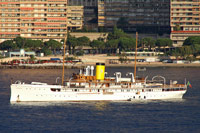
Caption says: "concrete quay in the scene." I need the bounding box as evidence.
[1,54,200,69]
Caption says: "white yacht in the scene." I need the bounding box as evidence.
[10,63,187,102]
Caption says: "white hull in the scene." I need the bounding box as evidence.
[10,83,187,102]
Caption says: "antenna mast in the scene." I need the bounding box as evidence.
[134,32,138,81]
[62,32,67,86]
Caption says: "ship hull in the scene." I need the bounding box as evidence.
[10,83,187,102]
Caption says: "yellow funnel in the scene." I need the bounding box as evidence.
[96,63,105,80]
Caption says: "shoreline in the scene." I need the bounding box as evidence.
[1,63,200,69]
[1,54,200,69]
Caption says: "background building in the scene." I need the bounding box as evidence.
[170,0,200,47]
[97,0,170,33]
[67,6,84,31]
[0,0,83,42]
[68,0,98,30]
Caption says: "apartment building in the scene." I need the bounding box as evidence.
[170,0,200,47]
[97,0,170,33]
[68,0,98,30]
[0,0,83,42]
[67,6,84,30]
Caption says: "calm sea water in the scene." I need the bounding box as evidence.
[0,67,200,132]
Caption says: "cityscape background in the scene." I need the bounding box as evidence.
[1,0,200,47]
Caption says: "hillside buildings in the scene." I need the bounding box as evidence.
[0,0,83,43]
[170,0,200,47]
[1,0,200,47]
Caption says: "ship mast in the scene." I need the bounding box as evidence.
[62,33,67,86]
[134,32,138,81]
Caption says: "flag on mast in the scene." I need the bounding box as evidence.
[187,81,192,88]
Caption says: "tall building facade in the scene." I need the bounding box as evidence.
[97,0,170,33]
[170,0,200,47]
[67,6,84,30]
[68,0,98,30]
[0,0,83,42]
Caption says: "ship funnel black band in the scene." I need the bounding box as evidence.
[96,63,105,65]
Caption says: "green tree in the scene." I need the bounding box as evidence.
[107,26,129,40]
[106,39,119,54]
[41,47,52,56]
[178,46,193,58]
[67,35,79,54]
[44,39,62,55]
[155,38,172,47]
[193,44,200,56]
[90,40,105,54]
[155,38,172,53]
[142,37,156,51]
[26,39,43,51]
[0,40,17,51]
[170,46,193,60]
[183,36,200,46]
[183,36,200,56]
[118,37,136,52]
[171,48,181,59]
[13,36,27,48]
[77,36,90,46]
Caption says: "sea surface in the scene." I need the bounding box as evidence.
[0,67,200,132]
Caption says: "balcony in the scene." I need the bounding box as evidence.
[0,34,19,38]
[20,0,47,2]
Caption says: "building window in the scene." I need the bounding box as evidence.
[173,41,177,44]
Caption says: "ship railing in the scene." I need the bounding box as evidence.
[152,75,166,85]
[55,77,60,84]
[68,78,86,88]
[145,85,162,88]
[15,80,22,84]
[162,87,186,92]
[164,84,185,88]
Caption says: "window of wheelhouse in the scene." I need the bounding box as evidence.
[51,88,61,92]
[72,89,79,92]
